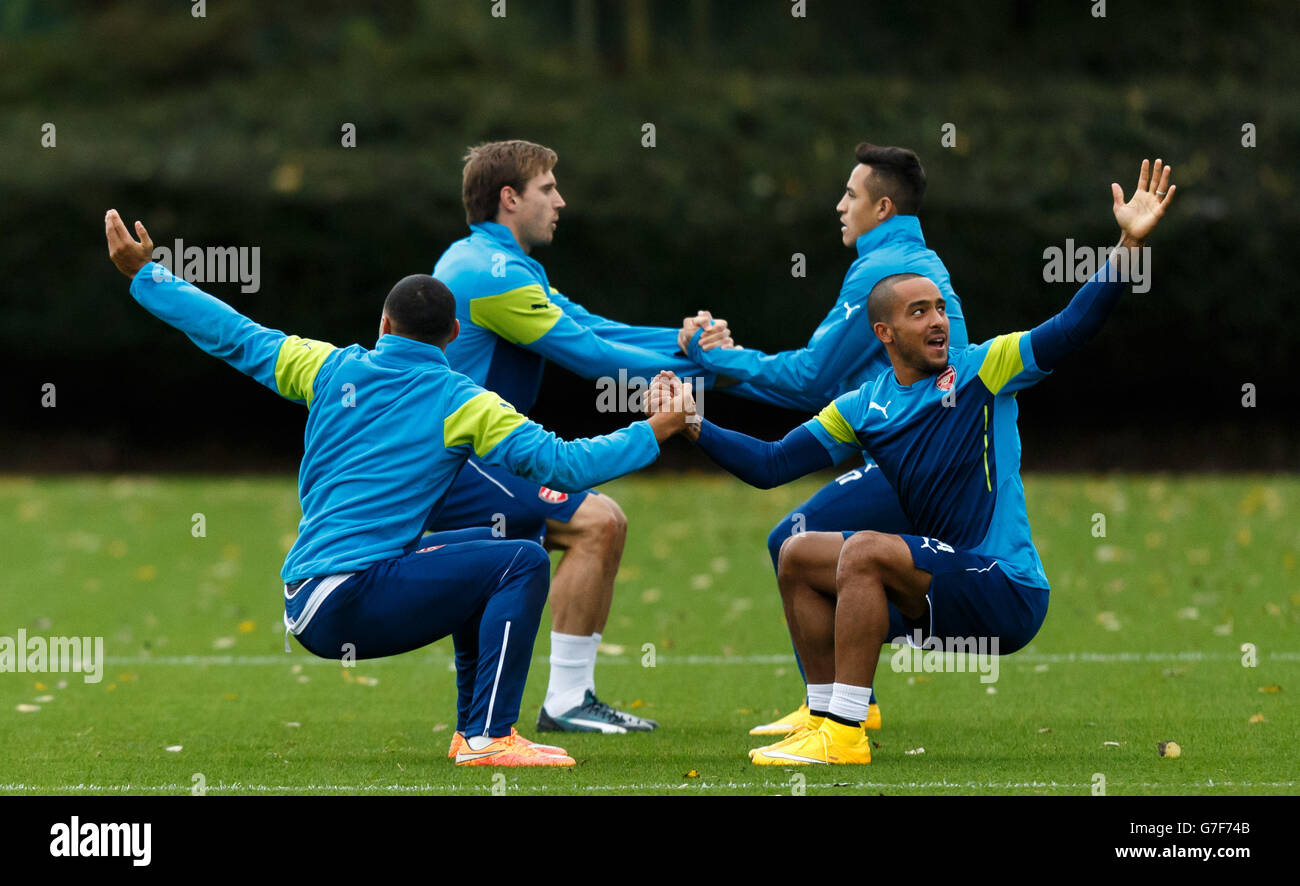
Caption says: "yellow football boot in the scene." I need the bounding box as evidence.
[751,718,872,765]
[748,703,811,736]
[750,701,881,735]
[748,713,825,758]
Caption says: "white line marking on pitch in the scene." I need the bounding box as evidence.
[1,780,1295,794]
[100,650,1300,667]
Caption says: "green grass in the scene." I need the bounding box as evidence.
[1,473,1297,795]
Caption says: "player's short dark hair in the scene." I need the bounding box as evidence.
[462,140,559,225]
[383,275,457,345]
[867,273,925,326]
[854,143,926,215]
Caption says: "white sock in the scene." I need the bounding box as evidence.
[544,632,595,715]
[806,683,833,713]
[828,682,872,725]
[466,734,494,751]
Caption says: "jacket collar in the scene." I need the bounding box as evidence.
[471,221,526,256]
[372,333,449,366]
[856,214,925,258]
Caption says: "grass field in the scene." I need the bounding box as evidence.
[1,473,1296,796]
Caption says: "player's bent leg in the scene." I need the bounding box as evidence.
[891,533,1051,656]
[752,466,908,736]
[750,532,844,757]
[539,494,655,733]
[290,539,575,767]
[425,458,650,733]
[543,493,625,636]
[759,531,924,767]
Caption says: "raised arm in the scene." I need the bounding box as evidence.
[1030,158,1176,372]
[106,210,336,406]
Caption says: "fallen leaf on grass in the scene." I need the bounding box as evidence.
[1102,741,1121,747]
[684,769,700,778]
[15,704,39,713]
[164,745,182,752]
[1258,684,1283,694]
[904,747,925,755]
[1157,741,1182,758]
[1037,727,1052,734]
[1249,714,1266,724]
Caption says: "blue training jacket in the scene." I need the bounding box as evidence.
[433,221,714,413]
[690,215,968,413]
[128,262,662,582]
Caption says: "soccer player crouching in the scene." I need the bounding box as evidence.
[647,159,1176,764]
[104,211,690,767]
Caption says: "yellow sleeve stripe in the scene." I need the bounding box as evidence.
[977,332,1027,395]
[815,403,859,446]
[468,283,563,346]
[274,336,336,407]
[443,390,528,457]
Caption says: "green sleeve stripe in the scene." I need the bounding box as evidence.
[977,332,1027,395]
[274,336,336,407]
[468,284,563,345]
[815,403,858,446]
[443,390,529,457]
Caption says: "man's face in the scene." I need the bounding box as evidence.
[878,278,949,376]
[835,163,887,247]
[511,168,565,250]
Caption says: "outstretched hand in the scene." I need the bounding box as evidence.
[105,209,155,279]
[1112,159,1175,246]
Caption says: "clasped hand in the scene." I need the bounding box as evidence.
[644,370,701,441]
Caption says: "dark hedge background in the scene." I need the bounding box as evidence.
[2,0,1295,470]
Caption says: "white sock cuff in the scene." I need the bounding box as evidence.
[550,631,592,666]
[829,682,872,725]
[806,683,833,712]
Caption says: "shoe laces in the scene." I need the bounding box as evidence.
[581,692,632,724]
